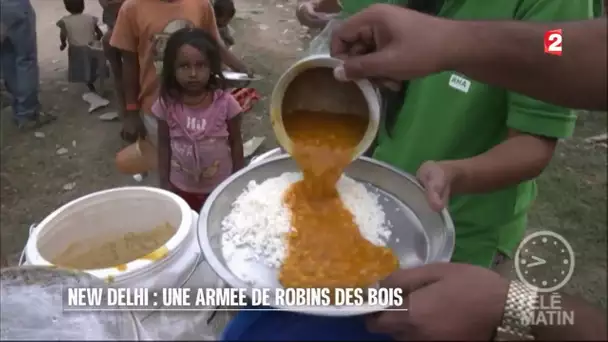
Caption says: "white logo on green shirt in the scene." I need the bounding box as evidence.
[448,74,471,93]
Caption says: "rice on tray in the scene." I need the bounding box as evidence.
[221,172,392,282]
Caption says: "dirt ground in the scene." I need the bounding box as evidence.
[1,0,606,309]
[0,0,306,264]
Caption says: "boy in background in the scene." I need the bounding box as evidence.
[110,0,249,144]
[99,0,125,108]
[213,0,236,48]
[57,0,103,93]
[213,0,261,114]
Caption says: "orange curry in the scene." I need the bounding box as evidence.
[279,111,398,289]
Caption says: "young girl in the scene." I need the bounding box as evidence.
[110,0,249,144]
[152,28,244,211]
[57,0,104,93]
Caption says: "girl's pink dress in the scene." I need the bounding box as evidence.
[151,90,242,211]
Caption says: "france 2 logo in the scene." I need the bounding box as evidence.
[544,29,563,56]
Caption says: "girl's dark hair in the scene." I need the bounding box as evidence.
[159,27,227,106]
[213,0,236,21]
[63,0,84,14]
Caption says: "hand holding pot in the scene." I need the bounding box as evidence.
[330,4,457,83]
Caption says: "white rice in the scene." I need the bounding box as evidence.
[220,172,391,273]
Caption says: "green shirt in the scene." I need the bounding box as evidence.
[342,0,398,16]
[343,0,598,267]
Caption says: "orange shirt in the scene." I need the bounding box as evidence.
[110,0,222,114]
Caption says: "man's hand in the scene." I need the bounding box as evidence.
[120,110,147,143]
[330,4,459,83]
[367,263,509,341]
[60,42,67,51]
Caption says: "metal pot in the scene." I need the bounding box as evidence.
[269,55,381,160]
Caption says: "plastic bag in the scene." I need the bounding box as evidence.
[136,260,229,340]
[138,310,232,341]
[306,19,342,57]
[0,270,137,340]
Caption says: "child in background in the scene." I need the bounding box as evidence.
[110,0,249,144]
[153,28,244,211]
[213,0,261,113]
[57,0,104,93]
[99,0,125,108]
[99,0,123,30]
[213,0,236,48]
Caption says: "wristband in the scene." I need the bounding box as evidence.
[495,280,537,341]
[126,103,139,111]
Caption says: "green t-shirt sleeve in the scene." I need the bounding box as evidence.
[513,0,598,21]
[593,0,606,17]
[506,0,598,139]
[507,95,576,139]
[341,0,403,16]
